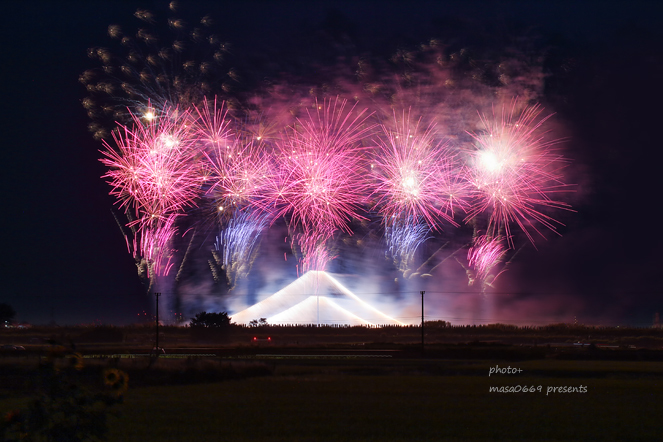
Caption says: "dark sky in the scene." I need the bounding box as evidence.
[1,0,662,326]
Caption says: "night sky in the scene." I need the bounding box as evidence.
[1,0,661,326]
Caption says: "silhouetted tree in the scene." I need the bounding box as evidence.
[190,311,232,328]
[248,318,268,327]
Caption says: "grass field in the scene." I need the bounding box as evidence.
[102,374,661,441]
[3,356,661,442]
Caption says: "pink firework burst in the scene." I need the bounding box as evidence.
[101,106,201,223]
[371,111,468,228]
[101,106,202,276]
[193,97,273,220]
[136,213,178,278]
[467,234,508,285]
[295,227,338,275]
[266,98,374,236]
[203,137,273,218]
[465,100,572,245]
[192,97,234,151]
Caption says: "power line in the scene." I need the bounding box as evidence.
[128,289,660,298]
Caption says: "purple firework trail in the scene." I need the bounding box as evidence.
[385,216,432,274]
[213,210,271,288]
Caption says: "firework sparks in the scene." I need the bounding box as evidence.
[295,228,338,275]
[465,101,572,245]
[262,98,374,271]
[268,98,373,233]
[385,216,431,274]
[101,106,201,278]
[203,135,272,219]
[81,7,234,140]
[214,210,270,288]
[101,106,200,220]
[371,111,467,229]
[137,213,179,279]
[467,234,508,286]
[192,97,234,151]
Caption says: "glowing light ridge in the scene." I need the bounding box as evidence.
[231,270,405,326]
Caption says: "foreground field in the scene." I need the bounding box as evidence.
[1,355,662,441]
[107,374,661,441]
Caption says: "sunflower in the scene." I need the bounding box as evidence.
[103,368,129,397]
[103,368,121,386]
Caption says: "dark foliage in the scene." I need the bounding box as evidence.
[248,318,268,327]
[189,311,233,328]
[1,348,126,441]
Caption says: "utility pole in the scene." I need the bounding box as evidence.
[421,291,425,353]
[154,292,161,353]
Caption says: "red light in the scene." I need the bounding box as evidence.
[268,337,271,341]
[253,337,257,341]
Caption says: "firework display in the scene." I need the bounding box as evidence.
[89,7,575,321]
[99,98,570,284]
